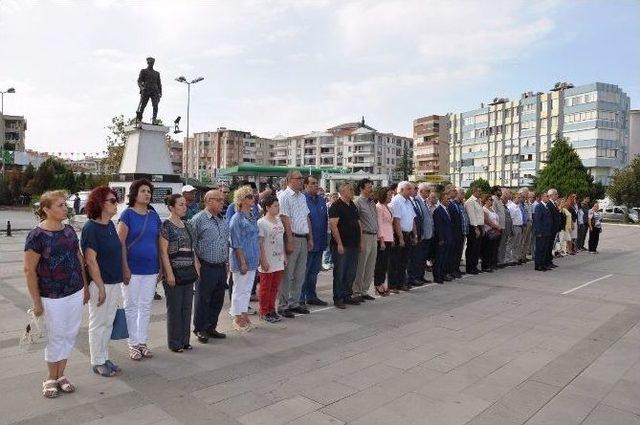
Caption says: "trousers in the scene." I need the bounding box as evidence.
[88,282,121,365]
[42,289,83,363]
[230,270,257,316]
[301,251,323,302]
[279,237,307,310]
[259,270,283,316]
[122,274,157,347]
[332,246,359,302]
[163,282,193,350]
[193,262,226,333]
[353,233,377,295]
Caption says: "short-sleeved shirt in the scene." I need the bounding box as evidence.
[185,201,202,221]
[81,220,123,284]
[354,195,379,234]
[278,187,310,234]
[389,194,416,232]
[329,198,361,248]
[257,216,285,273]
[229,211,260,272]
[305,193,328,252]
[119,208,162,275]
[24,225,84,299]
[189,209,230,264]
[160,220,195,271]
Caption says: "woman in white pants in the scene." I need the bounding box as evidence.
[117,179,162,360]
[229,185,260,332]
[81,186,123,376]
[24,190,89,398]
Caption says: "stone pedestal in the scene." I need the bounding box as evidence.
[109,124,182,218]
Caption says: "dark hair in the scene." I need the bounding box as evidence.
[86,186,119,219]
[240,180,257,190]
[491,185,502,196]
[260,194,279,212]
[389,183,398,192]
[127,178,154,207]
[165,193,183,208]
[375,186,390,203]
[358,178,373,191]
[304,175,317,185]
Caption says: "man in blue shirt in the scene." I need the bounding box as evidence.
[301,176,329,306]
[182,185,201,220]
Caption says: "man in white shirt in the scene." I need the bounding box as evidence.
[389,182,417,291]
[506,192,524,264]
[464,185,484,274]
[277,170,313,317]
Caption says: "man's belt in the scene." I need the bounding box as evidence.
[293,233,308,238]
[363,231,377,235]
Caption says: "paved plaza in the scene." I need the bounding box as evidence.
[0,223,639,425]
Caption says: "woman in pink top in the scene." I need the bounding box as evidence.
[373,187,395,296]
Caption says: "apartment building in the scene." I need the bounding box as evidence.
[272,118,413,181]
[448,82,630,187]
[413,115,449,179]
[0,114,27,171]
[629,109,640,158]
[182,128,274,180]
[165,137,183,176]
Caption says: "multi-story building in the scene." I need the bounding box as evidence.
[182,128,273,180]
[1,114,27,171]
[448,82,630,188]
[64,156,106,174]
[272,118,412,181]
[165,136,183,176]
[629,110,640,158]
[413,115,449,179]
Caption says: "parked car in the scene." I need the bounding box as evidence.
[66,191,90,214]
[629,207,640,223]
[599,205,638,222]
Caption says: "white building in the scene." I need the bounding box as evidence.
[448,82,630,188]
[629,109,640,159]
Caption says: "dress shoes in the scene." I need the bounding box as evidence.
[534,266,547,272]
[306,298,329,306]
[410,281,425,287]
[279,309,295,318]
[290,305,310,314]
[399,285,412,291]
[345,297,361,305]
[207,329,226,339]
[194,331,209,344]
[361,294,376,301]
[334,301,346,309]
[467,270,479,275]
[435,280,444,284]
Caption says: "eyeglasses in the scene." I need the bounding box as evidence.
[245,194,254,199]
[105,198,118,205]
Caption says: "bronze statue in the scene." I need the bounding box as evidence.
[136,57,162,124]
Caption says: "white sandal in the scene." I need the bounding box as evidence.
[42,379,59,398]
[56,376,75,393]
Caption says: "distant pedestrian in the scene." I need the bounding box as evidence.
[24,190,88,398]
[588,203,602,254]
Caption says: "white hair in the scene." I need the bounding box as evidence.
[418,182,430,191]
[547,188,558,196]
[397,181,411,193]
[518,188,529,194]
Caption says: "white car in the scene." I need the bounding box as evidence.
[66,191,90,214]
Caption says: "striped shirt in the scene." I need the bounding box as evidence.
[278,187,310,234]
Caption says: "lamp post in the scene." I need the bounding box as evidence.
[1,87,15,115]
[175,76,204,153]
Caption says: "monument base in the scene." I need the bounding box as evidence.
[109,122,183,220]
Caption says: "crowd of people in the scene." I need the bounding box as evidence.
[23,173,604,398]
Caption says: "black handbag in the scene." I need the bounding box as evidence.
[169,226,198,285]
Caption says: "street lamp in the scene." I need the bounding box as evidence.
[1,87,15,115]
[175,76,204,150]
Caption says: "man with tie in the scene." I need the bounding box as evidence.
[389,182,417,291]
[464,184,484,275]
[433,191,454,284]
[447,187,464,279]
[533,192,553,271]
[407,183,429,286]
[546,188,561,269]
[414,183,434,283]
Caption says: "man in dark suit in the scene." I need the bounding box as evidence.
[533,192,552,271]
[433,192,454,284]
[447,187,464,279]
[545,188,561,269]
[407,183,426,286]
[136,57,162,124]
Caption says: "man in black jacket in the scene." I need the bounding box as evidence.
[545,188,561,269]
[136,57,162,124]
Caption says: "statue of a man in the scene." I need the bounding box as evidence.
[136,57,162,124]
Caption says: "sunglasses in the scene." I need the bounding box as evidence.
[105,198,118,205]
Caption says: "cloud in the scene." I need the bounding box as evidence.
[201,44,245,60]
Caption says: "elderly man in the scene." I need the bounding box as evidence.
[496,188,513,267]
[189,190,229,343]
[389,182,417,291]
[301,175,329,306]
[413,183,434,283]
[182,185,201,220]
[464,184,484,275]
[448,187,468,278]
[407,183,429,286]
[353,178,378,300]
[506,191,524,265]
[278,171,314,317]
[329,183,361,308]
[546,188,561,269]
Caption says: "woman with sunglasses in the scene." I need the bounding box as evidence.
[81,186,123,377]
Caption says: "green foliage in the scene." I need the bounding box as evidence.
[534,134,600,198]
[396,146,414,181]
[102,115,136,174]
[607,155,640,206]
[465,178,491,197]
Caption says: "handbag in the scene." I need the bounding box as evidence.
[169,225,198,285]
[110,308,129,340]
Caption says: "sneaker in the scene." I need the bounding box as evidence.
[247,306,257,315]
[261,314,279,324]
[271,312,282,321]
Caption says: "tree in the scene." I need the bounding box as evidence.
[396,146,414,181]
[608,155,640,206]
[465,178,491,197]
[534,134,600,198]
[102,115,136,174]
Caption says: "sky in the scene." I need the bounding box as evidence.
[1,0,639,156]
